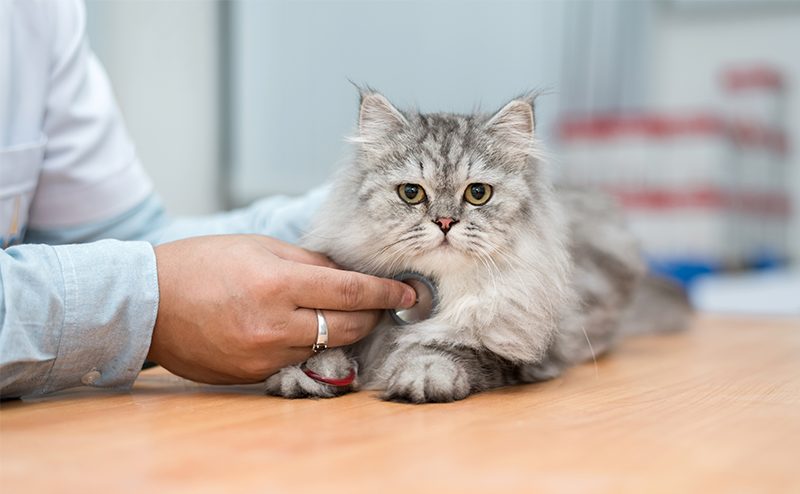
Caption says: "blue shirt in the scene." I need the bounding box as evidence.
[1,189,328,399]
[0,0,328,398]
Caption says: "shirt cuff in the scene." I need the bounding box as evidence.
[42,240,159,394]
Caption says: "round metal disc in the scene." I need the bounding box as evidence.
[388,272,438,325]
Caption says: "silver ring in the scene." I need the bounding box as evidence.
[312,309,329,353]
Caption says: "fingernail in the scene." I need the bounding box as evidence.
[402,287,417,308]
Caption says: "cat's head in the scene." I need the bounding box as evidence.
[311,90,564,281]
[304,90,571,361]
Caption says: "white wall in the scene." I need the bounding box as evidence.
[81,0,800,263]
[229,0,568,204]
[649,5,800,261]
[85,1,223,215]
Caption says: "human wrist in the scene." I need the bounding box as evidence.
[46,240,159,392]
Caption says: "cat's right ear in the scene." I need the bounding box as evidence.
[485,97,535,143]
[357,91,408,145]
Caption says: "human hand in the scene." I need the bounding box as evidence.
[147,235,416,385]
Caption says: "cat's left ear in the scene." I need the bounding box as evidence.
[357,91,408,144]
[485,96,535,147]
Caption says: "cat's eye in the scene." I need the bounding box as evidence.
[464,183,493,205]
[398,183,426,205]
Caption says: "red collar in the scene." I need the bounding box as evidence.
[301,364,356,387]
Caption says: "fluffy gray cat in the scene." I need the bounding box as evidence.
[265,90,690,403]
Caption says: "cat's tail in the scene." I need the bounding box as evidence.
[618,275,694,335]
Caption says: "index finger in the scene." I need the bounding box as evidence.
[285,263,417,311]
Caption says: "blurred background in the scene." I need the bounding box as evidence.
[85,0,799,316]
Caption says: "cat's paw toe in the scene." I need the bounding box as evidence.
[518,359,564,383]
[382,356,470,403]
[264,366,345,399]
[264,350,356,399]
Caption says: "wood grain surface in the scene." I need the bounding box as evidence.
[1,315,799,494]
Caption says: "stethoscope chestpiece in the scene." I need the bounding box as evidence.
[388,272,439,325]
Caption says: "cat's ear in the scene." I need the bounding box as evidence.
[485,96,535,147]
[357,91,408,143]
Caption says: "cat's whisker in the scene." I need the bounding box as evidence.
[364,247,403,275]
[473,250,499,298]
[476,249,502,295]
[376,245,406,276]
[367,235,418,276]
[484,241,562,322]
[474,239,526,289]
[580,324,599,379]
[299,230,338,242]
[357,230,425,273]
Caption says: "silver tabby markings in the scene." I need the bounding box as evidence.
[264,90,690,403]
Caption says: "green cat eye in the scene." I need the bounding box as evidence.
[398,183,426,205]
[464,183,493,205]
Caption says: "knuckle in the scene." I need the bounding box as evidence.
[381,282,397,307]
[305,249,336,268]
[340,311,378,345]
[261,319,291,347]
[239,359,270,380]
[253,269,283,299]
[317,254,339,270]
[339,316,365,345]
[242,318,287,351]
[340,273,365,310]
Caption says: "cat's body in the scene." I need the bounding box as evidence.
[265,91,690,403]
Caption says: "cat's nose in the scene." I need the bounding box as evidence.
[434,217,459,234]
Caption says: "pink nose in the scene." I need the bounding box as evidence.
[434,217,458,233]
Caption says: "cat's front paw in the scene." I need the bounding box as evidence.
[382,353,471,403]
[264,349,356,399]
[264,365,338,398]
[517,358,564,383]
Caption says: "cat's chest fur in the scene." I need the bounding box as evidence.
[354,258,561,375]
[264,92,683,404]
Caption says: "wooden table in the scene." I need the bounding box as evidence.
[1,315,799,493]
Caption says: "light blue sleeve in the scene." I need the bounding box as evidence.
[25,185,330,246]
[0,240,158,398]
[147,185,330,245]
[4,187,328,398]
